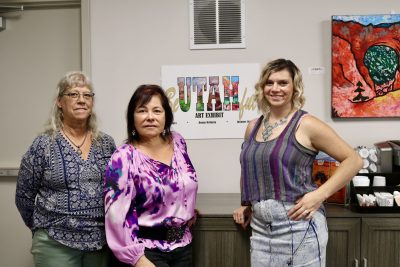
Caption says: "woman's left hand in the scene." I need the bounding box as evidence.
[233,206,252,229]
[287,191,324,220]
[188,209,199,228]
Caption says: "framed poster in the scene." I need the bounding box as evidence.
[332,14,400,118]
[161,63,260,139]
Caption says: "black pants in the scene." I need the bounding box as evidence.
[109,243,193,267]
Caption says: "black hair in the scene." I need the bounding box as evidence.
[126,84,174,143]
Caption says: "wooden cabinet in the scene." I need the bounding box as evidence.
[361,218,400,267]
[192,217,251,267]
[194,194,400,267]
[327,217,400,267]
[193,216,363,267]
[326,218,360,267]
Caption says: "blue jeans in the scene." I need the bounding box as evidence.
[31,229,109,267]
[250,200,328,267]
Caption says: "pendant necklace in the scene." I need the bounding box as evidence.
[262,112,291,141]
[62,128,88,155]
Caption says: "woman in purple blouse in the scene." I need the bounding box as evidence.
[105,84,198,267]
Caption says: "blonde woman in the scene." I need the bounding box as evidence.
[233,59,362,267]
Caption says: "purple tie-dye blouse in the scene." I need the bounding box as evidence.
[104,132,198,265]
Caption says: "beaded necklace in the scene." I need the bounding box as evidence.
[61,128,88,155]
[262,112,291,141]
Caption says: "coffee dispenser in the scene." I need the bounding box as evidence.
[374,141,400,173]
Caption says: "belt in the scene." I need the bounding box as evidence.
[137,224,187,242]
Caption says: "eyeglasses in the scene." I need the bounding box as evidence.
[62,92,95,100]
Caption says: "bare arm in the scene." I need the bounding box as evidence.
[288,115,363,220]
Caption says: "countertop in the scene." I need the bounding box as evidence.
[196,193,400,218]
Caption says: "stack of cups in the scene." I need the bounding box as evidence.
[357,147,378,173]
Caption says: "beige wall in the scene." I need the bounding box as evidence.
[0,3,81,266]
[1,0,400,266]
[89,0,400,193]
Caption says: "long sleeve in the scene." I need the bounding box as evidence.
[104,145,145,266]
[15,135,47,229]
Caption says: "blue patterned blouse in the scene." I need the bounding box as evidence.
[15,131,116,251]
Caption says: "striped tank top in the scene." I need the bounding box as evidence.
[240,110,318,203]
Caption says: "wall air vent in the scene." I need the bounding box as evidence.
[189,0,245,49]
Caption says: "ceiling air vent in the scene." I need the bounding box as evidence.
[189,0,245,49]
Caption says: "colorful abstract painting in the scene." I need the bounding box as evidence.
[332,14,400,118]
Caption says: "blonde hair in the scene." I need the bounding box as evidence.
[44,71,100,140]
[255,59,305,116]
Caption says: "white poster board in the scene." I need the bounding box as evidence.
[162,63,260,139]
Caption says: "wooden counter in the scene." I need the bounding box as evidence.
[196,193,400,217]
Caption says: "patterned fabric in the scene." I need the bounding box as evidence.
[15,131,116,251]
[104,132,198,266]
[250,199,328,267]
[240,110,318,203]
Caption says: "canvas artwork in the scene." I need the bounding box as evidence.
[332,14,400,118]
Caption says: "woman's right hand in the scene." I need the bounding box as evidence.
[233,206,252,229]
[134,256,155,267]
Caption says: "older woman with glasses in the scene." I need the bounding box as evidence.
[15,71,116,267]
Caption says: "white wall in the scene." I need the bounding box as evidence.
[0,6,81,166]
[1,1,400,265]
[0,5,81,267]
[88,0,400,193]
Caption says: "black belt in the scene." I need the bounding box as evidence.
[137,224,187,242]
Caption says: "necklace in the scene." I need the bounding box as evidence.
[262,112,291,141]
[61,128,88,155]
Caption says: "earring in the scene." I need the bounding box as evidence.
[162,129,166,136]
[131,130,136,137]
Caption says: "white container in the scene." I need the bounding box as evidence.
[359,147,370,159]
[374,192,393,207]
[352,175,370,187]
[363,159,370,168]
[372,176,386,187]
[394,191,400,206]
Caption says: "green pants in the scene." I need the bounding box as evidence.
[31,229,109,267]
